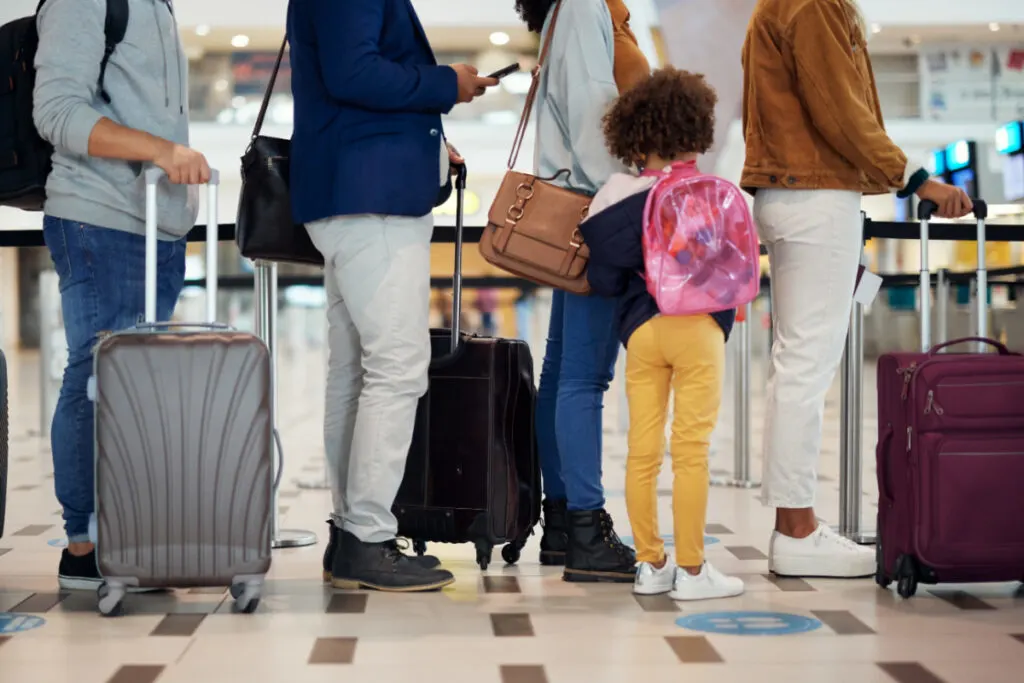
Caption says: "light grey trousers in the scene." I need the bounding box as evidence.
[306,213,434,543]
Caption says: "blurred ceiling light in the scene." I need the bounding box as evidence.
[989,22,1001,32]
[231,34,250,48]
[195,24,210,36]
[871,23,881,34]
[214,79,229,92]
[489,31,511,47]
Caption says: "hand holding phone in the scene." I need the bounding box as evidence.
[488,63,521,80]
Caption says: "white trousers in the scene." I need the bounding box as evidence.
[755,189,863,509]
[306,214,434,543]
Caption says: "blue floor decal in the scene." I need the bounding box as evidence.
[620,534,720,547]
[676,611,823,636]
[0,613,47,634]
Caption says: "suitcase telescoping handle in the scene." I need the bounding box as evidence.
[915,198,988,351]
[449,162,468,354]
[143,167,221,325]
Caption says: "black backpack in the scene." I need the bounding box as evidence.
[0,0,129,211]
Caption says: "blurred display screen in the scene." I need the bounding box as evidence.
[951,168,976,197]
[1004,154,1024,203]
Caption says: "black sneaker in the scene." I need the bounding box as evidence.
[321,520,440,582]
[330,529,455,592]
[58,549,165,593]
[58,549,103,591]
[563,509,637,583]
[539,499,568,566]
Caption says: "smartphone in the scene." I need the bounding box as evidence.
[488,63,521,80]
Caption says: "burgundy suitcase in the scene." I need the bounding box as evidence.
[393,165,541,570]
[91,168,274,616]
[875,199,1024,598]
[1,348,6,538]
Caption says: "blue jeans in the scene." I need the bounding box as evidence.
[535,290,620,511]
[43,217,186,542]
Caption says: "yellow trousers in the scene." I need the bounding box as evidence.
[625,315,724,568]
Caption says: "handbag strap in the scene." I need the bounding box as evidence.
[250,37,289,141]
[507,0,566,170]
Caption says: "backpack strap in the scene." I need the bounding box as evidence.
[98,0,129,103]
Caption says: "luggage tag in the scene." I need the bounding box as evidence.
[854,254,882,305]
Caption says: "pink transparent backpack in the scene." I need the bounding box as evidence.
[641,161,760,316]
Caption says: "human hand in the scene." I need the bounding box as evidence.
[446,142,464,173]
[451,64,499,104]
[153,141,211,185]
[916,179,973,219]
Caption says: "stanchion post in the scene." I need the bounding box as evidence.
[976,213,988,352]
[711,301,758,489]
[38,270,64,438]
[253,260,317,549]
[838,234,874,545]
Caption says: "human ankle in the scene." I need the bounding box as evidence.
[650,555,667,570]
[681,563,702,576]
[775,508,818,539]
[68,542,95,557]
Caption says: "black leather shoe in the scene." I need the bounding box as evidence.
[322,520,441,582]
[563,509,637,583]
[330,529,455,592]
[539,499,568,566]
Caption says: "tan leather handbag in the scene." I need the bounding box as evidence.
[480,0,593,295]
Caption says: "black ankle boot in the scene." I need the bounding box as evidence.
[563,509,637,583]
[323,520,441,583]
[331,529,455,592]
[539,499,568,566]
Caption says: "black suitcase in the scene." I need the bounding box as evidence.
[393,165,541,570]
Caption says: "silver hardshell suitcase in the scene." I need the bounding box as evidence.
[91,168,273,616]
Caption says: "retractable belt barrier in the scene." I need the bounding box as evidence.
[6,217,1024,546]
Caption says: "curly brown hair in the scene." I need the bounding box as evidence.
[602,67,718,167]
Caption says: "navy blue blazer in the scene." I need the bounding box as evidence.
[287,0,459,224]
[579,190,735,348]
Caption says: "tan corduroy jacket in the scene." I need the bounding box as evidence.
[740,0,910,195]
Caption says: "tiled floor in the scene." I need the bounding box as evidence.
[1,342,1023,683]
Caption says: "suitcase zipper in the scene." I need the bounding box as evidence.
[906,426,912,452]
[924,390,944,416]
[899,363,917,400]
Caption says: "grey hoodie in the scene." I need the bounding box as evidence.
[33,0,198,240]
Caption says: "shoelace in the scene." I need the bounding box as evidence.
[815,527,862,551]
[599,513,632,557]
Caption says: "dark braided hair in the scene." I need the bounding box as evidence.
[514,0,557,33]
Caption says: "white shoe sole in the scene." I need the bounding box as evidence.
[769,555,875,579]
[669,585,745,601]
[633,583,673,596]
[58,576,165,593]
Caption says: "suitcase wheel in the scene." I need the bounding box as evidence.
[231,579,263,614]
[501,543,521,566]
[874,543,892,589]
[97,582,125,618]
[475,541,493,570]
[895,555,918,599]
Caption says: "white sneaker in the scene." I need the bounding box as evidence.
[768,524,875,578]
[668,562,744,601]
[633,558,676,595]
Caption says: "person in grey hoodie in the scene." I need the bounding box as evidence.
[33,0,210,590]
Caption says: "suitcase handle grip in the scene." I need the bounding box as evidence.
[917,198,988,221]
[928,337,1015,357]
[133,322,232,332]
[876,426,894,504]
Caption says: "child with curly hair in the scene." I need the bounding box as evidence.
[579,67,745,600]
